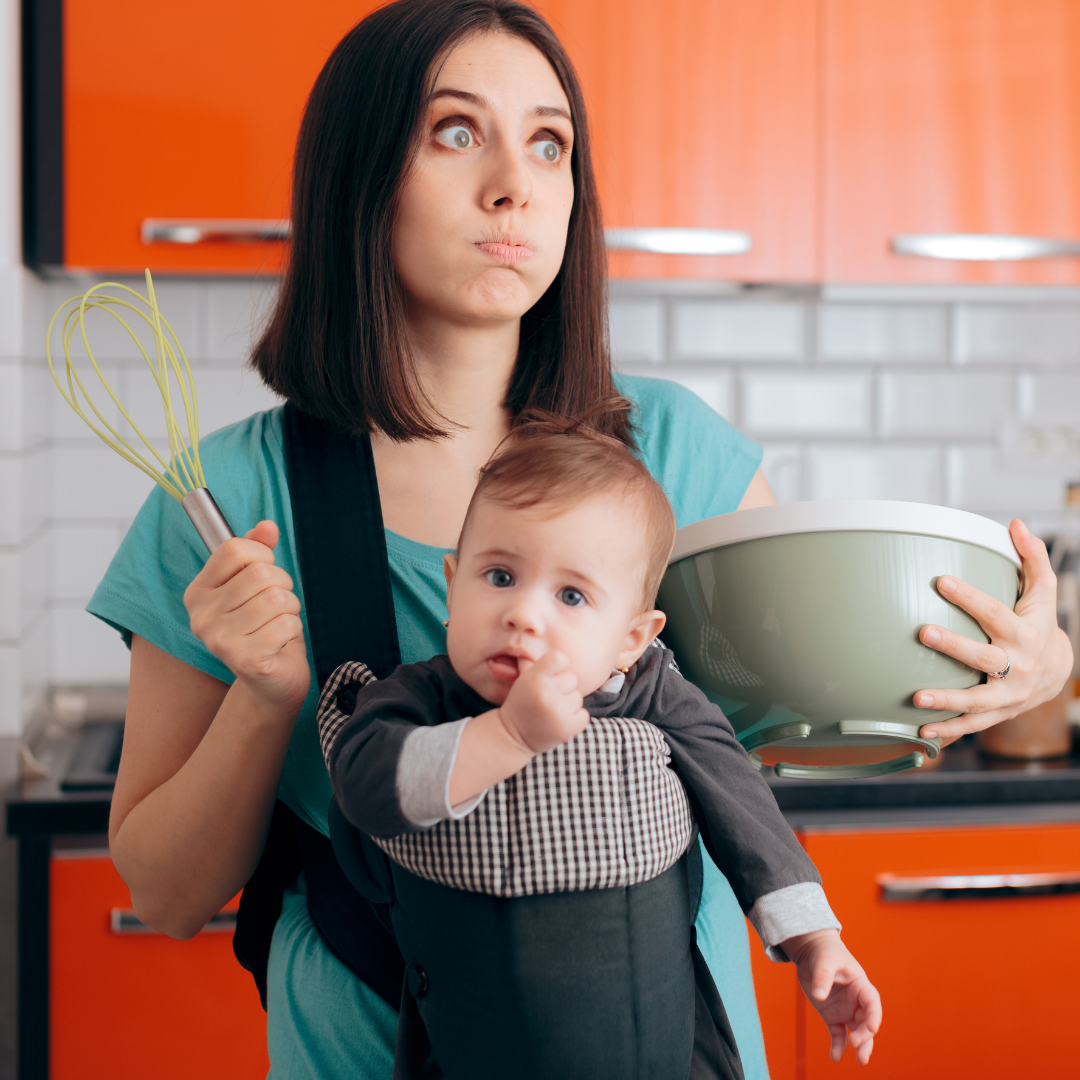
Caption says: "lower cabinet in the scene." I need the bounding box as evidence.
[51,847,268,1080]
[751,820,1080,1079]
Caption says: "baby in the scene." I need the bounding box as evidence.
[318,411,881,1080]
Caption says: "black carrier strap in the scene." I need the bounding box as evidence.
[233,403,405,1009]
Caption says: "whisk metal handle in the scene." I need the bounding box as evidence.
[182,489,236,553]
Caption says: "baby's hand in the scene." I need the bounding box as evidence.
[498,652,589,754]
[783,930,882,1064]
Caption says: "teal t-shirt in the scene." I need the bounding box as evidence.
[89,373,768,1078]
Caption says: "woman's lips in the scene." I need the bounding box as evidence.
[487,654,523,682]
[474,241,534,265]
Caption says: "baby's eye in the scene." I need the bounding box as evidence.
[436,125,476,150]
[485,568,514,588]
[529,139,561,163]
[558,587,586,607]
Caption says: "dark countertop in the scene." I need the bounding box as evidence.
[764,734,1080,813]
[7,725,1080,839]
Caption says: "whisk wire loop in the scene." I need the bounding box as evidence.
[47,271,208,502]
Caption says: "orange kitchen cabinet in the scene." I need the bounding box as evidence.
[795,821,1080,1080]
[749,925,801,1080]
[28,0,379,273]
[537,0,818,281]
[824,0,1080,284]
[51,848,267,1080]
[27,0,817,279]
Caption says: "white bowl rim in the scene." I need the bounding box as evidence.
[670,500,1021,568]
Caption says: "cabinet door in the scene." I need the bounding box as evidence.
[62,0,378,273]
[536,0,818,281]
[51,851,267,1080]
[825,0,1080,283]
[800,822,1080,1079]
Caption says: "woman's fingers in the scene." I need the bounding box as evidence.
[244,519,280,550]
[933,574,1016,639]
[1010,518,1055,610]
[918,623,1010,677]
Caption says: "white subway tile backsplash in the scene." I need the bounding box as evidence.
[818,304,947,362]
[957,305,1080,364]
[207,280,278,361]
[53,605,132,684]
[0,552,19,639]
[0,644,18,736]
[53,526,120,602]
[610,297,664,364]
[19,613,51,722]
[742,373,872,436]
[0,456,19,545]
[808,444,943,504]
[1026,375,1080,419]
[946,445,1070,515]
[0,362,22,450]
[673,300,804,361]
[21,529,51,628]
[53,444,157,519]
[759,443,803,503]
[879,372,1013,438]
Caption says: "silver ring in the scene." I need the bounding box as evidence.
[987,652,1011,680]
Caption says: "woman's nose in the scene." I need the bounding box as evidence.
[481,136,534,210]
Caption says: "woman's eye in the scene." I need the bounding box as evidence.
[529,139,561,163]
[485,568,514,588]
[558,587,586,607]
[436,125,475,150]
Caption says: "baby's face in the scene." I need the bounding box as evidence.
[444,491,664,705]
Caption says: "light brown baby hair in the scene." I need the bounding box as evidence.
[459,398,677,610]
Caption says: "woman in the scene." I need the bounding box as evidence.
[96,1,1071,1077]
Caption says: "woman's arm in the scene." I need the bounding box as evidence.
[109,521,310,939]
[736,468,775,511]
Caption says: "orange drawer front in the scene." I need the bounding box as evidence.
[50,852,268,1080]
[792,822,1080,1080]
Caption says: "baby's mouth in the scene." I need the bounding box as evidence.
[487,654,523,682]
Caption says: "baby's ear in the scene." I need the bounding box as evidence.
[617,609,667,670]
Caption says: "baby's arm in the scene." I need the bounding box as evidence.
[448,651,589,805]
[781,929,882,1065]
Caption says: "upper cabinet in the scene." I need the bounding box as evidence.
[25,0,377,274]
[23,0,1080,281]
[824,0,1080,283]
[538,0,818,282]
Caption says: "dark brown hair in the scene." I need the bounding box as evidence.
[460,398,676,609]
[251,0,629,444]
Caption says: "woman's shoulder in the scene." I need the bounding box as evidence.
[613,373,762,524]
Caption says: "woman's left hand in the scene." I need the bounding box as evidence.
[915,518,1074,743]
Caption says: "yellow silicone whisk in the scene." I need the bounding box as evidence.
[47,269,235,551]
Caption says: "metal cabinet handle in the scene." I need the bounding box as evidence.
[141,219,290,245]
[892,234,1080,261]
[111,908,238,934]
[604,227,752,256]
[879,871,1080,902]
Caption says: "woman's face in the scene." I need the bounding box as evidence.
[393,32,575,329]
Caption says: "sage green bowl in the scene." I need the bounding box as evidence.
[658,501,1021,780]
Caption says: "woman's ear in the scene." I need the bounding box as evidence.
[616,609,667,671]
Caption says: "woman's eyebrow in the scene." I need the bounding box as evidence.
[431,88,570,122]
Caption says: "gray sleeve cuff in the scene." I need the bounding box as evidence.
[748,882,842,962]
[396,719,487,828]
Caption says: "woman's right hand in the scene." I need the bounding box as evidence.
[184,519,310,714]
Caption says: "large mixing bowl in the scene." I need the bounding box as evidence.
[658,501,1021,780]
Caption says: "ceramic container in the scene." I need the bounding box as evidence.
[659,501,1021,779]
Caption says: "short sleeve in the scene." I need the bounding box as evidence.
[614,374,762,527]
